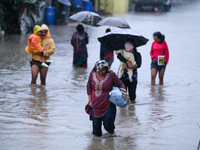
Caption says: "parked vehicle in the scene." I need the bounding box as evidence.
[134,0,171,12]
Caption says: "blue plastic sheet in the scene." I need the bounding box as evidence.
[109,87,128,107]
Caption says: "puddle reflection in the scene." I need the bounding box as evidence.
[87,137,115,150]
[148,86,171,126]
[118,104,139,127]
[71,67,88,84]
[26,85,49,122]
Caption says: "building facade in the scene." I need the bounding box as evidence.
[95,0,129,15]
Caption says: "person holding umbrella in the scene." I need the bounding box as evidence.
[100,28,114,69]
[71,24,89,68]
[117,39,142,103]
[150,31,169,85]
[98,28,148,102]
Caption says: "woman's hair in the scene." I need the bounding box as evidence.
[105,28,111,33]
[126,39,137,53]
[76,24,84,32]
[153,31,165,44]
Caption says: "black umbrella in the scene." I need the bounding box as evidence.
[98,29,149,50]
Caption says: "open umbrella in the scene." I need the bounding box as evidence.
[97,29,149,50]
[97,17,130,28]
[69,11,102,27]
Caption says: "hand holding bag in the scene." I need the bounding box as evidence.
[108,86,129,107]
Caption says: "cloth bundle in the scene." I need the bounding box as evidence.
[108,86,128,107]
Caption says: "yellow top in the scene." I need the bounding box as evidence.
[31,24,55,62]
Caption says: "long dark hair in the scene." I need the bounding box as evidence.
[106,28,111,33]
[153,31,165,44]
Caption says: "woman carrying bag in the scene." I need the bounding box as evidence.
[85,60,128,137]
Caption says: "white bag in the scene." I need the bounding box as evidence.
[109,87,128,107]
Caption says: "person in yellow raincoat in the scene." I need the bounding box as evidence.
[30,24,55,85]
[25,25,49,68]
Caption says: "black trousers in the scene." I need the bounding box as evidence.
[92,103,116,137]
[120,77,138,101]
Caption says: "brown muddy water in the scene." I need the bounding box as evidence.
[0,1,200,150]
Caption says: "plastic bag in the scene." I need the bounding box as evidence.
[108,86,128,107]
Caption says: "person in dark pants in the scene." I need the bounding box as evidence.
[117,40,142,103]
[86,60,127,137]
[100,28,114,70]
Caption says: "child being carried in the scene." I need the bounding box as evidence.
[116,41,136,82]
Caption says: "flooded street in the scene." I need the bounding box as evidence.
[1,1,200,149]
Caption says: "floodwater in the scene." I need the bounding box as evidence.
[0,1,200,150]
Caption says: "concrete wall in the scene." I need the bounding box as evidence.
[113,0,129,13]
[95,0,129,14]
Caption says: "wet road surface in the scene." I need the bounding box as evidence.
[0,1,200,150]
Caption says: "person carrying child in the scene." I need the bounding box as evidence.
[116,39,142,103]
[116,40,136,82]
[28,24,55,86]
[25,25,51,68]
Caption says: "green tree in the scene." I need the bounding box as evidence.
[0,4,5,27]
[0,0,27,28]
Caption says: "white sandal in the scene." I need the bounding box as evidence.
[46,59,53,63]
[41,63,49,68]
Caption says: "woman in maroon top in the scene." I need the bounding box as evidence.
[150,31,169,85]
[71,24,89,67]
[86,60,126,137]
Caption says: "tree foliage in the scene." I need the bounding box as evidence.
[0,0,27,26]
[0,4,6,26]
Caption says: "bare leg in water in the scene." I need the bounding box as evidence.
[151,68,157,85]
[31,64,48,85]
[40,67,49,85]
[159,68,165,85]
[151,68,166,85]
[31,65,40,84]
